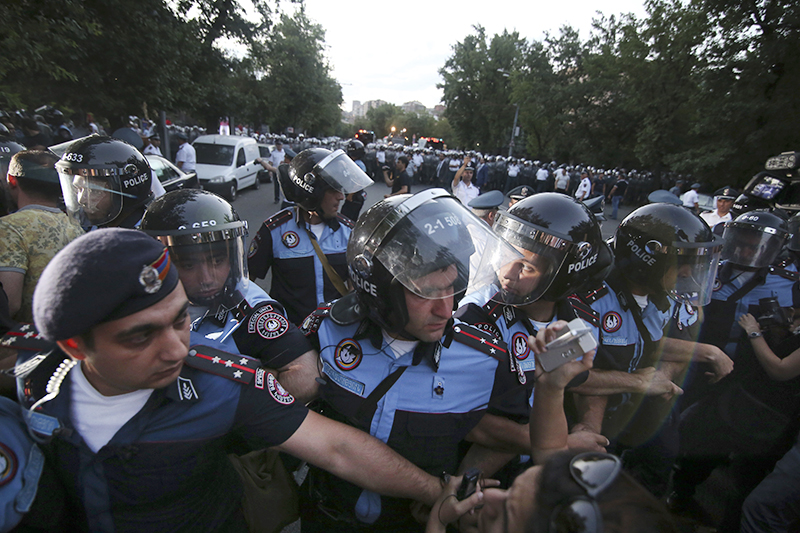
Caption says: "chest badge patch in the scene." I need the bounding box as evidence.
[511,332,530,360]
[248,307,289,340]
[0,442,18,487]
[267,373,295,405]
[602,311,622,333]
[713,278,722,291]
[176,376,199,401]
[282,231,300,248]
[334,339,362,371]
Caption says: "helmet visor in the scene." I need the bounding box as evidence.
[787,217,800,252]
[314,150,373,194]
[164,236,249,307]
[670,246,722,306]
[58,171,130,226]
[721,223,786,269]
[475,212,572,305]
[353,195,509,299]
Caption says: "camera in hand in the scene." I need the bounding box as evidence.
[754,297,791,329]
[538,318,597,372]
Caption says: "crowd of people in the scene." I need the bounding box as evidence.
[0,126,799,533]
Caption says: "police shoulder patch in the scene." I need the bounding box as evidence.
[267,372,295,405]
[454,303,501,338]
[247,237,259,259]
[263,209,293,231]
[281,231,300,248]
[601,311,622,333]
[451,323,508,361]
[186,345,257,385]
[567,296,600,327]
[336,213,355,228]
[248,305,289,340]
[300,303,333,336]
[334,338,362,371]
[769,266,800,281]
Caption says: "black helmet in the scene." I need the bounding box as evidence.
[141,189,249,309]
[346,139,365,161]
[721,210,789,269]
[346,188,500,336]
[614,203,722,305]
[280,147,372,214]
[55,135,152,228]
[475,192,613,305]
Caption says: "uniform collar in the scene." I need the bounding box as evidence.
[295,206,340,232]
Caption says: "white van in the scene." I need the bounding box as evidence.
[192,134,261,200]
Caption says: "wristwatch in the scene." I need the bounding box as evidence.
[749,331,763,338]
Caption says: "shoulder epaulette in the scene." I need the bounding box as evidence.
[336,213,355,229]
[186,344,258,384]
[299,301,334,336]
[450,323,508,362]
[263,209,293,231]
[0,323,55,352]
[769,265,800,281]
[567,295,600,327]
[572,283,609,305]
[454,303,502,339]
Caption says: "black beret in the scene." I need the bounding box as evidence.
[468,190,504,209]
[284,148,297,159]
[508,185,534,200]
[33,228,179,341]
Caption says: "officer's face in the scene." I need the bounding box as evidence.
[498,248,549,303]
[319,188,344,219]
[74,176,114,223]
[402,264,458,343]
[60,284,190,396]
[716,197,733,215]
[172,246,231,303]
[662,264,693,292]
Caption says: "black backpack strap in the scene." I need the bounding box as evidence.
[352,366,408,426]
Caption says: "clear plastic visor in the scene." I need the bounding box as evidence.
[58,171,132,226]
[670,248,722,306]
[721,224,787,269]
[163,237,248,306]
[474,214,571,305]
[314,150,373,194]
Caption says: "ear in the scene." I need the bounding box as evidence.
[6,175,18,188]
[57,337,86,361]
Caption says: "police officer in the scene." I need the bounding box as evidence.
[506,184,534,208]
[54,135,153,229]
[341,139,368,222]
[568,204,732,493]
[699,185,739,231]
[299,189,532,532]
[141,189,319,402]
[247,147,373,325]
[16,228,442,531]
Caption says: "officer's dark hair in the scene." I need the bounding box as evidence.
[526,451,678,533]
[8,150,62,200]
[397,156,409,168]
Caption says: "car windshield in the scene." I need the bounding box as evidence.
[194,143,234,166]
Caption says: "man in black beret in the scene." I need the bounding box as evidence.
[19,228,440,531]
[507,184,534,207]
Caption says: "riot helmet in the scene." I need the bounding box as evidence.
[614,203,722,306]
[140,189,249,310]
[346,188,508,337]
[55,135,152,227]
[721,210,789,269]
[475,192,613,305]
[346,139,365,161]
[279,147,372,215]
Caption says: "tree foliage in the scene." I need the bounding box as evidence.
[0,0,342,136]
[439,0,800,186]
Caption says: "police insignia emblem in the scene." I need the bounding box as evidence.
[602,311,622,333]
[511,332,530,360]
[267,373,295,404]
[282,231,299,248]
[248,307,289,340]
[139,248,171,294]
[334,339,362,371]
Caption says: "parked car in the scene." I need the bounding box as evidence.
[192,134,261,200]
[145,155,199,192]
[257,143,276,183]
[697,193,715,212]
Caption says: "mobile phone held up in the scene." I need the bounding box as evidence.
[457,468,482,500]
[538,318,597,372]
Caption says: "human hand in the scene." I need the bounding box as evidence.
[567,430,609,452]
[529,321,596,389]
[701,343,734,383]
[426,474,493,532]
[633,367,683,398]
[738,313,761,336]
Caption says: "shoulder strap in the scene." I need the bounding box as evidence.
[263,209,293,231]
[352,366,408,427]
[303,228,349,297]
[726,269,768,302]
